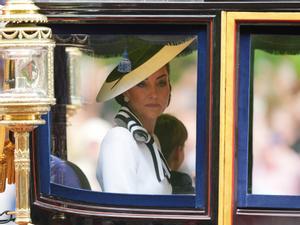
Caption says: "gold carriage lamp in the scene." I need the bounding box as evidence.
[0,0,55,224]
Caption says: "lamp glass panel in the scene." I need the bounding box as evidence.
[0,46,49,99]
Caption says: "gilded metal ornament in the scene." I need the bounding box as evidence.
[0,1,56,224]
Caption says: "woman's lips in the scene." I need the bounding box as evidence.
[145,103,160,108]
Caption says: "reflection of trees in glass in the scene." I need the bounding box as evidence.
[252,49,300,195]
[254,50,300,79]
[170,51,197,83]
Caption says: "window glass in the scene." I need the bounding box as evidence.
[50,35,198,196]
[251,35,300,195]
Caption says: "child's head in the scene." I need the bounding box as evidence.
[154,114,188,170]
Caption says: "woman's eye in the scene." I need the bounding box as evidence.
[137,81,146,88]
[158,80,167,87]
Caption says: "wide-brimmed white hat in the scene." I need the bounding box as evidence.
[96,36,196,102]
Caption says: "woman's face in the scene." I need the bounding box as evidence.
[124,66,170,123]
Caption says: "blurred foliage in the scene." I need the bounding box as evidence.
[288,55,300,77]
[253,49,300,78]
[94,56,121,68]
[170,51,197,84]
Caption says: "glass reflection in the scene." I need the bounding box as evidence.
[252,35,300,195]
[0,47,48,98]
[51,35,197,195]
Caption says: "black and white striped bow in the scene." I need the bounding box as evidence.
[115,106,171,182]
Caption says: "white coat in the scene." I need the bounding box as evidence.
[96,126,172,194]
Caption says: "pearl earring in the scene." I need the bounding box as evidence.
[124,96,129,102]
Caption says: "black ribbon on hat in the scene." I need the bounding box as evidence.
[115,106,171,182]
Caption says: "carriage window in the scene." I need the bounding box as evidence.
[39,28,211,209]
[237,32,300,209]
[55,35,198,195]
[33,18,212,212]
[251,35,300,196]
